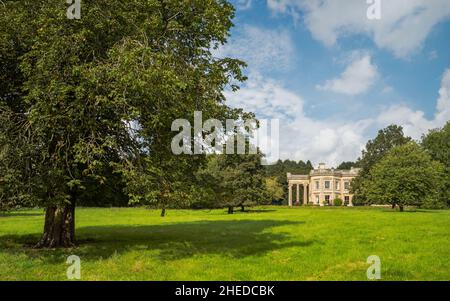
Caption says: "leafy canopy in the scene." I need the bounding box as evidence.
[352,125,411,203]
[0,0,246,212]
[360,142,445,210]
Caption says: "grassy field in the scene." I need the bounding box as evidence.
[0,206,449,281]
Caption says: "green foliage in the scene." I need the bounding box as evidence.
[421,122,450,164]
[421,122,450,207]
[265,160,313,202]
[336,162,358,170]
[197,151,269,212]
[0,0,246,214]
[352,125,411,204]
[360,143,446,211]
[265,177,284,201]
[333,198,343,206]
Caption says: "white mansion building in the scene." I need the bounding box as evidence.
[287,163,360,207]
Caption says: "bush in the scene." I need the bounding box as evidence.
[333,198,343,206]
[420,196,447,210]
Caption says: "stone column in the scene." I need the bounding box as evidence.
[349,195,354,207]
[303,184,308,205]
[288,184,293,207]
[296,184,300,205]
[319,179,324,206]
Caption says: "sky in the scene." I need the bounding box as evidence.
[217,0,450,167]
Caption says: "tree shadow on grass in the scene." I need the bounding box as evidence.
[380,209,443,213]
[228,209,278,214]
[0,219,312,264]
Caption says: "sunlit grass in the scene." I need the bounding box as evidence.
[0,206,449,280]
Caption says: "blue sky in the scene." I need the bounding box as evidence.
[219,0,450,166]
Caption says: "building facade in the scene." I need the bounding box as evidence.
[287,163,360,207]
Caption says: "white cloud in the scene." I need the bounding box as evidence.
[316,53,378,95]
[267,0,293,13]
[377,69,450,138]
[436,69,450,124]
[235,0,252,10]
[225,73,371,166]
[225,69,450,166]
[215,25,296,72]
[376,105,436,139]
[267,0,450,58]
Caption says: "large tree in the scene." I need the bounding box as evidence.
[421,122,450,207]
[360,143,445,211]
[352,125,411,204]
[0,0,245,247]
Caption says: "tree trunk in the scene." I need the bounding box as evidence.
[161,207,166,217]
[241,205,245,212]
[399,205,404,212]
[228,207,234,214]
[35,203,75,248]
[392,204,396,209]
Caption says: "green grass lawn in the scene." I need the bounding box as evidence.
[0,206,449,280]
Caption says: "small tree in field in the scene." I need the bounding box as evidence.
[265,177,284,203]
[361,143,445,212]
[199,151,268,214]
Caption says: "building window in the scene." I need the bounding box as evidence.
[325,181,331,189]
[336,181,340,190]
[344,196,350,205]
[325,195,330,203]
[344,182,350,190]
[315,181,320,190]
[316,195,320,204]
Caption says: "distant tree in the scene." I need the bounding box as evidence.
[265,159,313,203]
[201,150,268,214]
[360,143,445,211]
[421,122,450,207]
[352,125,411,204]
[265,177,284,202]
[422,122,450,164]
[336,161,358,170]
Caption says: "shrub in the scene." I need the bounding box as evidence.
[334,198,343,206]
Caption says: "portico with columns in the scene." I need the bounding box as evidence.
[287,176,310,207]
[287,163,360,207]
